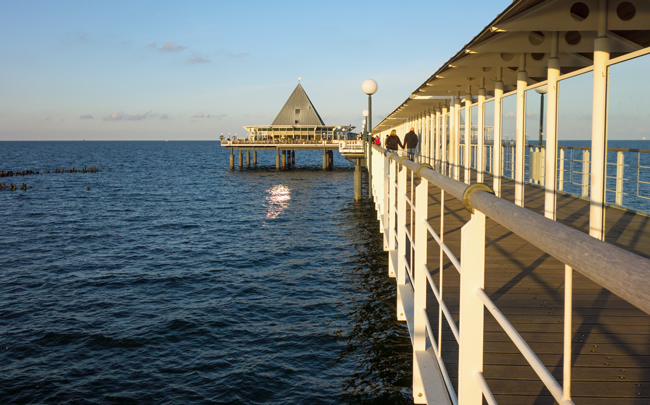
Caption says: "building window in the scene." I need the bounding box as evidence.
[295,109,300,114]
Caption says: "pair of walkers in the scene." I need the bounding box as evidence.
[384,128,418,160]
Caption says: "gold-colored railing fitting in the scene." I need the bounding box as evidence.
[389,153,399,161]
[398,156,410,168]
[416,164,433,179]
[462,183,495,214]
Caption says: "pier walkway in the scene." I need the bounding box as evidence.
[370,150,650,405]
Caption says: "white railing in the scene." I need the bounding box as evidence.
[369,143,650,404]
[339,140,365,154]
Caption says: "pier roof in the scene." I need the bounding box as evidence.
[272,83,325,126]
[374,0,650,132]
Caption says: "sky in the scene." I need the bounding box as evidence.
[0,0,514,141]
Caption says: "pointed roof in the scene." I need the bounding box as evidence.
[272,83,325,126]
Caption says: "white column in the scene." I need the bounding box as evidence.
[544,33,560,220]
[442,105,449,175]
[435,108,442,169]
[478,87,486,183]
[589,0,610,240]
[454,94,462,180]
[464,90,472,184]
[515,55,528,206]
[493,77,504,197]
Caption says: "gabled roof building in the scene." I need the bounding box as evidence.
[244,82,353,141]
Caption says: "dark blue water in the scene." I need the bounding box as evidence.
[0,141,412,404]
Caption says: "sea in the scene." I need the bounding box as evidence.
[0,141,413,404]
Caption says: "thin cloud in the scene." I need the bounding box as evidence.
[192,113,205,118]
[103,112,153,121]
[188,57,210,64]
[160,114,170,120]
[80,114,94,120]
[219,49,249,58]
[147,41,187,52]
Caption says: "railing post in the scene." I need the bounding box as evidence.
[616,150,624,206]
[413,175,429,403]
[582,150,590,198]
[464,93,472,184]
[458,209,486,405]
[396,164,408,320]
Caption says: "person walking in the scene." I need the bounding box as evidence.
[385,129,404,152]
[403,127,418,160]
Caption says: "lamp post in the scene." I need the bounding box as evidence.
[362,79,378,199]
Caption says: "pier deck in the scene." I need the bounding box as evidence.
[420,175,650,404]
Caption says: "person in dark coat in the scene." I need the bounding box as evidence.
[385,129,404,152]
[403,127,418,160]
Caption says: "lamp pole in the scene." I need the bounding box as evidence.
[362,79,378,199]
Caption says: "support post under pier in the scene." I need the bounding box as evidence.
[282,150,286,169]
[276,149,280,170]
[292,151,295,165]
[323,150,327,170]
[246,150,250,166]
[354,159,362,201]
[254,150,257,165]
[238,150,243,168]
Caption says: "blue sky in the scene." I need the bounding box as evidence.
[0,0,514,140]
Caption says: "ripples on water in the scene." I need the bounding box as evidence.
[0,142,411,404]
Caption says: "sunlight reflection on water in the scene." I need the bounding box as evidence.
[264,184,291,222]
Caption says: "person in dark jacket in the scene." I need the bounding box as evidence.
[385,129,404,152]
[403,127,418,160]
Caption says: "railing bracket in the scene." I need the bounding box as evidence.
[416,164,433,179]
[463,183,495,213]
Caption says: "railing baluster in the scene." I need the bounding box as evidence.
[397,164,407,321]
[413,175,429,402]
[458,210,486,405]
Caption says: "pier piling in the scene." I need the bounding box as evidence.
[276,149,280,170]
[282,150,287,169]
[230,150,234,170]
[354,159,361,200]
[291,151,295,165]
[246,151,250,166]
[238,151,243,168]
[253,150,257,165]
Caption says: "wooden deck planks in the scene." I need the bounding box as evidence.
[418,175,650,403]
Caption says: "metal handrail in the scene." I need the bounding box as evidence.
[391,151,650,313]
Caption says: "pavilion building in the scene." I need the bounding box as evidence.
[243,82,354,142]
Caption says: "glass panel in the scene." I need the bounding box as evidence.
[501,94,517,203]
[556,71,593,232]
[484,100,495,175]
[524,87,547,214]
[605,53,650,254]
